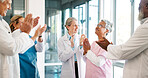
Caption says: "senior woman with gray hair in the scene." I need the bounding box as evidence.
[58,17,86,78]
[83,19,113,78]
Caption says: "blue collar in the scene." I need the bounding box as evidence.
[0,15,2,20]
[67,32,71,40]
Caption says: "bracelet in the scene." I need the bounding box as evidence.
[39,36,42,37]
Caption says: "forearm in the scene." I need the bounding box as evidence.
[1,32,34,55]
[107,25,148,60]
[86,50,106,67]
[31,36,37,42]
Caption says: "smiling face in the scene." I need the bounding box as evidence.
[14,17,24,30]
[95,21,109,38]
[0,0,11,16]
[66,20,78,36]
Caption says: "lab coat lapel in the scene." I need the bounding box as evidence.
[63,34,71,46]
[1,19,11,33]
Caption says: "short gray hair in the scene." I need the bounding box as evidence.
[0,0,5,3]
[101,19,113,33]
[65,17,77,26]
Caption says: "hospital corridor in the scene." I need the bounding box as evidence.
[1,0,146,78]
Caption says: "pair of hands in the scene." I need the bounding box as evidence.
[70,34,86,48]
[20,14,47,41]
[32,24,47,42]
[20,14,33,34]
[83,37,111,55]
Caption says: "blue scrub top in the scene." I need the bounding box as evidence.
[19,36,40,78]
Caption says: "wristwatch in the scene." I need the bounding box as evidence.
[39,36,42,37]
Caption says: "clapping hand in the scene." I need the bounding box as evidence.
[70,35,75,48]
[35,24,47,36]
[80,34,86,46]
[33,17,40,28]
[20,14,33,34]
[31,24,47,41]
[83,38,91,55]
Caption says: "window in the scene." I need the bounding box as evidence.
[45,9,62,78]
[134,0,141,30]
[89,0,99,44]
[63,8,70,34]
[73,4,86,35]
[116,0,131,45]
[100,0,113,42]
[4,0,25,23]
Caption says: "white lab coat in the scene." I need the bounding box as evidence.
[0,16,34,78]
[12,29,43,53]
[58,34,86,78]
[106,18,148,78]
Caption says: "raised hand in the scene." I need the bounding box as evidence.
[33,17,40,28]
[20,14,33,34]
[83,38,91,55]
[96,37,111,51]
[70,35,75,48]
[35,24,47,37]
[31,24,47,41]
[80,34,86,46]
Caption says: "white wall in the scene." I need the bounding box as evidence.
[25,0,45,78]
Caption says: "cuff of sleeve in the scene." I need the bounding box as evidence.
[107,44,112,51]
[37,41,43,45]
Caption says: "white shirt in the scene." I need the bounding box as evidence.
[12,29,43,53]
[0,15,34,78]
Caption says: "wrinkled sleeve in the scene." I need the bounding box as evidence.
[106,24,148,60]
[0,28,34,56]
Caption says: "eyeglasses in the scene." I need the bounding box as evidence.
[97,24,106,28]
[68,24,79,27]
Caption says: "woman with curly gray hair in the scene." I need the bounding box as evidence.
[83,19,113,78]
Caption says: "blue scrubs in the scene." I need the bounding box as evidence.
[19,36,40,78]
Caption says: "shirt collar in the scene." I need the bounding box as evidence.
[67,32,71,40]
[0,15,2,20]
[140,17,148,24]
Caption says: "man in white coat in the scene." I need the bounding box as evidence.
[83,0,148,78]
[0,0,44,78]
